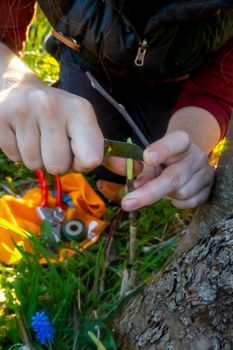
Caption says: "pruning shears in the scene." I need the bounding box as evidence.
[35,169,65,245]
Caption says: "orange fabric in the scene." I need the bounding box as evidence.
[0,173,107,264]
[96,180,123,201]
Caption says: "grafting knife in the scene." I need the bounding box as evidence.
[104,138,143,160]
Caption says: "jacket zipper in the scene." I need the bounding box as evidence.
[134,39,148,66]
[102,0,149,67]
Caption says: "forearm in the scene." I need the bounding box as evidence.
[0,43,43,90]
[167,106,221,154]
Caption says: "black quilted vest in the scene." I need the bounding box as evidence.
[39,0,233,81]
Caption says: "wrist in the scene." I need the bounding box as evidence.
[0,43,43,90]
[167,106,221,154]
[0,72,45,92]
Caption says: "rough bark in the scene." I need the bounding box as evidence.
[113,217,233,349]
[112,119,233,349]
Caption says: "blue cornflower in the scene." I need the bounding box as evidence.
[31,310,55,345]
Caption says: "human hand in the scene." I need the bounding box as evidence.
[120,131,215,210]
[0,84,104,173]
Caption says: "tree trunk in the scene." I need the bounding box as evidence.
[112,120,233,349]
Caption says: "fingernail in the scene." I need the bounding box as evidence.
[144,149,160,164]
[122,198,139,211]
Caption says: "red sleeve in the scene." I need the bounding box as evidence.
[173,38,233,139]
[0,0,36,53]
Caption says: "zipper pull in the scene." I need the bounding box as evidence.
[135,39,148,67]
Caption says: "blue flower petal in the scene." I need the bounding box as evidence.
[31,310,55,344]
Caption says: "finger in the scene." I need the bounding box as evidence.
[0,125,22,162]
[15,121,43,170]
[103,156,143,177]
[134,164,160,188]
[169,165,215,200]
[67,110,104,173]
[33,90,76,173]
[121,153,197,211]
[170,187,211,209]
[41,124,72,174]
[143,131,190,166]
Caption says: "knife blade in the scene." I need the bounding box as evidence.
[104,139,143,160]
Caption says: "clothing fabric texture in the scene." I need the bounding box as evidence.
[40,0,233,83]
[0,0,233,140]
[0,0,36,52]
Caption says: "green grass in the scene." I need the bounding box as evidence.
[0,8,186,350]
[0,199,182,349]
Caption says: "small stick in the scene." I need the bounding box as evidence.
[86,71,149,147]
[119,139,139,298]
[126,139,138,286]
